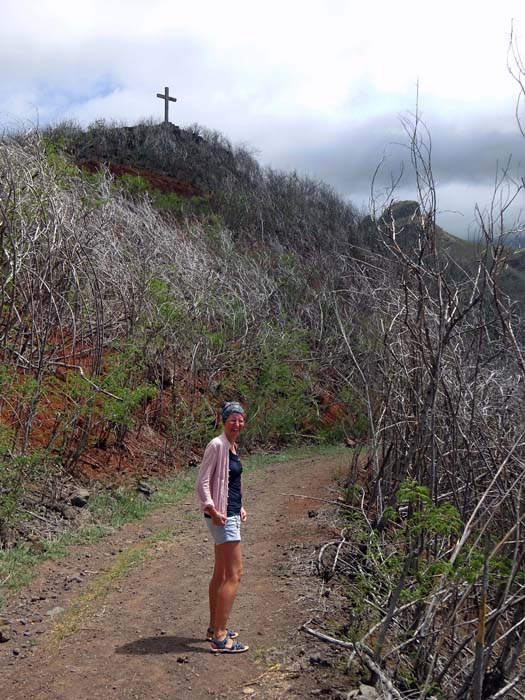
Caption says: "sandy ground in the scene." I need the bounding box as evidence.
[0,453,354,700]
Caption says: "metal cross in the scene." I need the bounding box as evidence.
[156,86,177,124]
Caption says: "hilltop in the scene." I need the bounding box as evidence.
[44,120,525,313]
[46,120,359,255]
[48,120,525,301]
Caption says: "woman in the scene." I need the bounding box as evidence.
[195,401,249,653]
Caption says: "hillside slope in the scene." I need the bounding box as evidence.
[0,123,368,548]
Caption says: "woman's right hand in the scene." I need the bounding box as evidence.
[211,510,227,526]
[205,505,226,526]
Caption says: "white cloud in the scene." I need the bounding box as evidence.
[1,0,525,237]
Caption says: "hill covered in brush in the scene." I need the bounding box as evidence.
[0,121,370,537]
[1,118,523,501]
[45,119,360,255]
[48,119,525,305]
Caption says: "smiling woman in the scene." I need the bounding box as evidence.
[194,401,249,654]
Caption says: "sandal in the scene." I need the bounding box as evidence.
[210,633,249,654]
[206,627,239,641]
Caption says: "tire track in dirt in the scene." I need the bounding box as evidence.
[1,453,349,700]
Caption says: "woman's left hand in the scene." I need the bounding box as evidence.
[240,507,247,522]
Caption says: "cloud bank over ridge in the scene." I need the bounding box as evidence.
[1,0,524,237]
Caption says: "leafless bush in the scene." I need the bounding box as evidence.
[321,106,525,698]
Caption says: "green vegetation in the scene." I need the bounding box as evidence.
[118,172,214,218]
[338,480,508,649]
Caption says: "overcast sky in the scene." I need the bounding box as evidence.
[1,0,525,238]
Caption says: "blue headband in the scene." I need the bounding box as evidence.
[222,402,245,422]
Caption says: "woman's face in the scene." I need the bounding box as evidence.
[223,412,245,443]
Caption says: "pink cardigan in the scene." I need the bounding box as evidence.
[195,432,232,515]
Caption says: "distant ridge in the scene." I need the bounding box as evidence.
[360,200,525,310]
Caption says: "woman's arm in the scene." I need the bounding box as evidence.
[195,440,218,508]
[195,439,226,525]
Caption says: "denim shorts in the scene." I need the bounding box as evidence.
[205,514,241,545]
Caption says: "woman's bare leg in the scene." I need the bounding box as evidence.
[208,544,225,630]
[212,541,243,645]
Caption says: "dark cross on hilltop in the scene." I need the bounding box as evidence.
[156,86,177,124]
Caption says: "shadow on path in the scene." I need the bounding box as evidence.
[116,635,208,655]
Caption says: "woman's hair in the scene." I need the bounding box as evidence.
[221,401,246,423]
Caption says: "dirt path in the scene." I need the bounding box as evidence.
[1,453,350,700]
